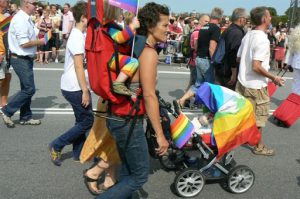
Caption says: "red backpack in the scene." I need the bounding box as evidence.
[86,0,145,116]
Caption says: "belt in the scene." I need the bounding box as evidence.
[11,53,34,61]
[108,114,144,122]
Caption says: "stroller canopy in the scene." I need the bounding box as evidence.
[195,82,261,158]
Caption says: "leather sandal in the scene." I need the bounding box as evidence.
[98,183,111,194]
[83,169,100,196]
[252,146,275,156]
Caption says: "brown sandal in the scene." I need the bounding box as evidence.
[83,169,100,196]
[252,146,275,156]
[98,183,113,194]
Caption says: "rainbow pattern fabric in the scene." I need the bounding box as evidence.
[109,0,138,13]
[0,15,13,33]
[195,82,261,158]
[108,26,134,44]
[170,113,195,149]
[44,31,52,44]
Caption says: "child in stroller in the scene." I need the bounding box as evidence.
[146,87,258,198]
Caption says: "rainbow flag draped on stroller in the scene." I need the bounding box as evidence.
[195,82,261,158]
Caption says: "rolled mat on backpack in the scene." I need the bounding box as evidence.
[80,98,120,164]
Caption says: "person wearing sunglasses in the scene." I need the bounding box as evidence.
[1,0,44,128]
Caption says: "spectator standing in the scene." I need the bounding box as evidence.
[0,0,11,110]
[1,0,44,128]
[62,3,74,48]
[215,8,247,90]
[274,28,287,69]
[49,4,61,63]
[10,3,18,15]
[48,1,93,166]
[235,7,285,156]
[116,14,124,29]
[37,9,53,64]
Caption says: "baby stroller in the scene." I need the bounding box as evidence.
[146,83,261,198]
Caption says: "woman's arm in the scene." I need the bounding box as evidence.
[139,48,169,155]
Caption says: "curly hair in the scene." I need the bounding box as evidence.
[289,25,300,54]
[137,2,169,36]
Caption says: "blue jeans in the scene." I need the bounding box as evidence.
[2,57,35,121]
[96,116,149,199]
[51,90,94,159]
[192,57,215,93]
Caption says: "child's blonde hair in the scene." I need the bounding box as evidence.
[123,11,135,26]
[289,25,300,54]
[103,0,123,23]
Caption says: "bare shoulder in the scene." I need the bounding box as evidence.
[139,47,158,66]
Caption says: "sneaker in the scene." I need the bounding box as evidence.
[49,143,62,166]
[19,119,41,125]
[112,82,132,96]
[55,58,58,63]
[2,113,15,128]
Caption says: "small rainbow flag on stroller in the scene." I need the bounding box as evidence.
[0,15,13,33]
[170,112,194,149]
[109,0,138,13]
[195,82,261,158]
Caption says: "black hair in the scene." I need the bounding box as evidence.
[137,2,169,36]
[72,1,87,23]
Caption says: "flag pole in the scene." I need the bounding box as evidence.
[130,0,139,58]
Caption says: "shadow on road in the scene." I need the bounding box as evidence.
[31,95,59,119]
[270,96,283,106]
[297,159,300,187]
[60,151,73,161]
[168,89,184,100]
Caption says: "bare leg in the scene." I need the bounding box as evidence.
[0,73,11,107]
[178,89,195,107]
[103,165,117,188]
[252,127,274,156]
[85,160,110,193]
[115,72,129,83]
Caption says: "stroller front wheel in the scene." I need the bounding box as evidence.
[174,168,205,198]
[227,165,255,194]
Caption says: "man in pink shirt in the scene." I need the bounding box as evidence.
[62,3,74,47]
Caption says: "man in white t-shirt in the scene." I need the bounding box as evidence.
[236,7,285,156]
[49,1,93,166]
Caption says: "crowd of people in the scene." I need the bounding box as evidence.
[0,0,299,199]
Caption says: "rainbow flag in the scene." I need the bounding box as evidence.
[109,0,138,13]
[0,15,13,33]
[195,82,261,158]
[170,113,194,149]
[44,31,52,44]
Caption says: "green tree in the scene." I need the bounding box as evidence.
[268,7,278,16]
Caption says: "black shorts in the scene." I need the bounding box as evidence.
[49,33,60,49]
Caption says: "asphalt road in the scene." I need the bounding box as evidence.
[0,62,299,199]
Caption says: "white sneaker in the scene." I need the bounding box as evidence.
[19,119,41,125]
[2,113,15,128]
[55,58,58,63]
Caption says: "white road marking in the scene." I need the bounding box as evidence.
[19,108,275,115]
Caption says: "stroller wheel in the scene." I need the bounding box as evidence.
[227,165,255,194]
[174,168,205,198]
